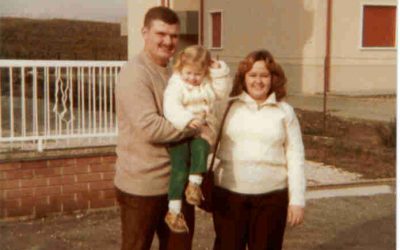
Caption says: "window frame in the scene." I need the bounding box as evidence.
[359,1,397,50]
[208,10,224,50]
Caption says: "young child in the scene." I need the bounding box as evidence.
[163,45,231,233]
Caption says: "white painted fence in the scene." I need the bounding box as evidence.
[0,60,126,151]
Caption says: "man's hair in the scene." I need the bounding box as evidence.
[144,6,180,28]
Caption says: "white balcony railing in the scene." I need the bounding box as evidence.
[0,60,126,151]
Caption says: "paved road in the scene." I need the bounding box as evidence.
[0,193,395,250]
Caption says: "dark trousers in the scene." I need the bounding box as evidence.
[116,188,194,250]
[212,187,289,250]
[168,137,210,200]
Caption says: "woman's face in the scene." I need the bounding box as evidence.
[244,60,271,103]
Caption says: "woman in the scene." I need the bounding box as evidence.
[212,49,306,250]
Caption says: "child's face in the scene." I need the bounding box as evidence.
[180,65,206,86]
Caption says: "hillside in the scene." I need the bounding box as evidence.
[0,17,127,60]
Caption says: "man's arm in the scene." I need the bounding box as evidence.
[116,63,193,144]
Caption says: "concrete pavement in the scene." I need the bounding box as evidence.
[305,160,395,198]
[306,184,393,199]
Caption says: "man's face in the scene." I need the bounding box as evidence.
[142,20,180,66]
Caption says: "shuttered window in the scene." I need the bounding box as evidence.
[211,12,222,48]
[362,5,396,47]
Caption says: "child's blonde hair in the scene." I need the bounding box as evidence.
[174,45,212,78]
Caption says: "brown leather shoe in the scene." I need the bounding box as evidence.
[185,182,204,206]
[164,211,189,233]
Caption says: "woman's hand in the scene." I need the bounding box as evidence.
[287,205,304,227]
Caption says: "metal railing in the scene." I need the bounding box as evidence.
[0,60,126,151]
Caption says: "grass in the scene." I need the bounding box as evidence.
[297,109,396,179]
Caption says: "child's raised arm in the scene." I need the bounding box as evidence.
[209,60,232,100]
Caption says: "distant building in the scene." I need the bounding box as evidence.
[127,0,396,95]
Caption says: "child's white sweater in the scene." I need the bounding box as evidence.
[163,60,231,142]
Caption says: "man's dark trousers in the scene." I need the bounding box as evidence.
[116,188,194,250]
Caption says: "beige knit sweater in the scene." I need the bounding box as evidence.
[114,51,192,196]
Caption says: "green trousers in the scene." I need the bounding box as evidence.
[168,137,210,200]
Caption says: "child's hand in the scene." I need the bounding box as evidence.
[210,59,221,69]
[188,119,204,130]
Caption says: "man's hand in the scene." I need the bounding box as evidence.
[199,124,214,146]
[287,205,304,227]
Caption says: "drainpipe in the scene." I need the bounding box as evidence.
[160,0,170,7]
[199,0,204,45]
[323,0,332,132]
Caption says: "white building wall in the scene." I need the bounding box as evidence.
[171,0,199,11]
[329,0,396,93]
[127,0,161,59]
[125,0,396,94]
[202,0,396,94]
[203,0,326,94]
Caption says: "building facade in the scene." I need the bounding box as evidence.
[127,0,396,94]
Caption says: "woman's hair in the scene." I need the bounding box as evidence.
[173,45,212,78]
[230,49,287,101]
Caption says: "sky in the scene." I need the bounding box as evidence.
[0,0,126,23]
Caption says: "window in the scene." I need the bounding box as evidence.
[210,11,222,49]
[362,5,396,47]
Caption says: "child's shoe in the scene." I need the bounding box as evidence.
[164,211,189,233]
[185,182,204,206]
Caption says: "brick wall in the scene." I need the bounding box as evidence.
[0,154,117,220]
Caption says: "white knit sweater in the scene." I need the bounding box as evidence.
[215,92,306,206]
[163,61,231,139]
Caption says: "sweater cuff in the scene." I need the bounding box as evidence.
[210,60,230,78]
[289,192,305,207]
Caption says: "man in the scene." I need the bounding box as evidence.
[114,6,196,250]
